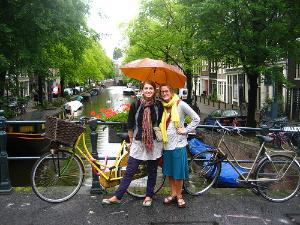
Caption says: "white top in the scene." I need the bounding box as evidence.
[164,101,200,151]
[129,139,163,160]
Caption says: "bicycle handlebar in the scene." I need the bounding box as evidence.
[214,120,244,134]
[79,116,105,123]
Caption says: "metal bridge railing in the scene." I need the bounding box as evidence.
[1,112,299,194]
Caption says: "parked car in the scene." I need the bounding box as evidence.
[123,87,135,95]
[73,86,84,94]
[203,109,247,127]
[64,88,73,96]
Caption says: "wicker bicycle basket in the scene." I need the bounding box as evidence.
[45,116,85,147]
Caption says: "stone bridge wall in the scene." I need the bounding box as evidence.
[201,131,260,161]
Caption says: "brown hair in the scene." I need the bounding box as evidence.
[159,83,174,97]
[140,80,156,90]
[140,80,157,99]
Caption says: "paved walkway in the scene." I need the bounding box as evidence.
[0,187,299,225]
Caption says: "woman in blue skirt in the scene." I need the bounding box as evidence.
[159,84,200,208]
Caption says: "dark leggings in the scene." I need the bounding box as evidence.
[114,156,158,200]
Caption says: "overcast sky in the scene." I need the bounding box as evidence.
[87,0,140,59]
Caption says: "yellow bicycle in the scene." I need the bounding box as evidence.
[31,116,165,203]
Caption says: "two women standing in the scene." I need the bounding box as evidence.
[102,81,200,208]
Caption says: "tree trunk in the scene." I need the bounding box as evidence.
[37,75,44,105]
[60,78,65,97]
[0,71,6,97]
[186,68,192,104]
[247,73,259,127]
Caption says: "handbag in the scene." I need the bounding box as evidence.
[153,126,163,142]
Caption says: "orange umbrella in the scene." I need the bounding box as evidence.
[120,58,186,88]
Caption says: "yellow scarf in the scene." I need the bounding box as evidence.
[159,94,180,143]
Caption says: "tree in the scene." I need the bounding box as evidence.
[181,0,300,126]
[113,47,123,60]
[77,40,114,83]
[125,0,202,103]
[0,0,90,102]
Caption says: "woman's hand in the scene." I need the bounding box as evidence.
[176,127,186,135]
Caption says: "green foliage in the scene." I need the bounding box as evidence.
[277,95,284,115]
[105,111,129,123]
[51,97,67,108]
[185,116,191,124]
[209,90,218,102]
[113,48,123,60]
[0,0,113,98]
[77,41,114,83]
[179,0,300,126]
[103,110,128,132]
[124,0,202,103]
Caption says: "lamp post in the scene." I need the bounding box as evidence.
[89,118,103,194]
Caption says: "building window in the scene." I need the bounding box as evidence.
[218,81,224,95]
[233,76,238,99]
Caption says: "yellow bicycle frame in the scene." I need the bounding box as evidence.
[73,133,129,188]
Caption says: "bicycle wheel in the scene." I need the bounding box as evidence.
[31,150,85,203]
[118,164,165,198]
[255,154,300,202]
[280,137,297,152]
[184,150,221,196]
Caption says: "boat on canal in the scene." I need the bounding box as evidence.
[6,108,68,157]
[123,87,135,95]
[64,100,83,114]
[6,123,51,157]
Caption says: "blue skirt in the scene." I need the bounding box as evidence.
[162,147,188,180]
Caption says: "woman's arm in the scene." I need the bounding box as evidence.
[128,129,134,143]
[127,101,138,143]
[180,101,200,134]
[127,101,136,130]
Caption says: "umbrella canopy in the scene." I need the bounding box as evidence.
[120,58,187,88]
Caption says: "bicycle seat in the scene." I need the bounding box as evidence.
[256,135,273,143]
[117,132,130,142]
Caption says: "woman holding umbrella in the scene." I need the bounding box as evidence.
[159,83,200,208]
[102,80,163,207]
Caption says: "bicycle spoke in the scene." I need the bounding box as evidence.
[184,150,221,196]
[31,150,84,203]
[255,154,300,202]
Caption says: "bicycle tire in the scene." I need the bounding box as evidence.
[280,138,297,152]
[31,150,85,203]
[184,150,221,196]
[118,164,165,198]
[255,154,300,202]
